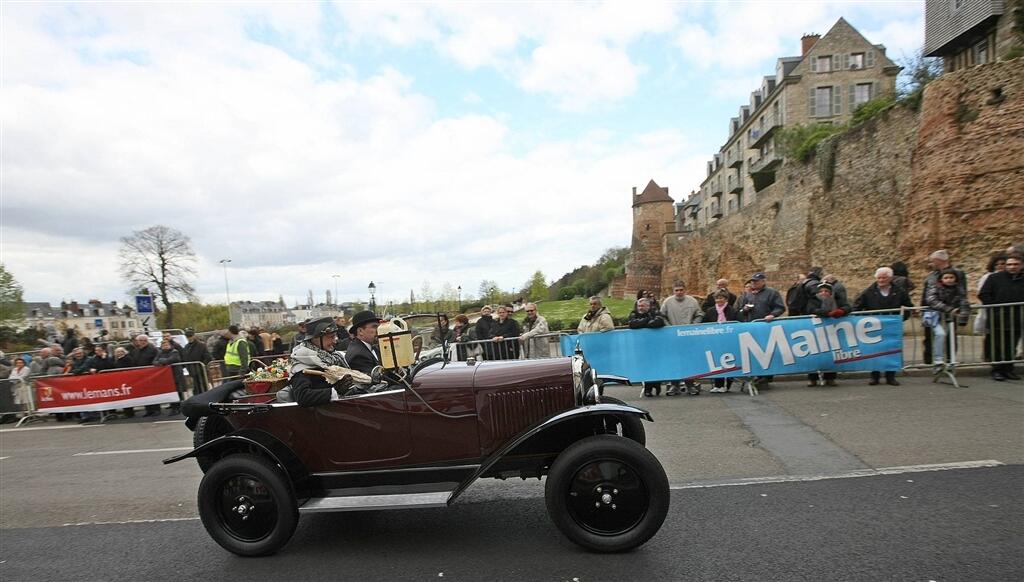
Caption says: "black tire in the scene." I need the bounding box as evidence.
[597,396,646,446]
[198,453,298,556]
[545,435,669,553]
[193,415,233,473]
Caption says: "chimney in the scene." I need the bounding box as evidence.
[632,187,638,196]
[801,34,820,56]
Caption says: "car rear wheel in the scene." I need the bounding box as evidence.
[545,435,669,553]
[596,397,646,446]
[198,453,298,556]
[193,415,233,473]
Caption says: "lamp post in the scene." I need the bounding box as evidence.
[457,285,462,311]
[368,281,377,312]
[332,275,340,306]
[219,259,232,306]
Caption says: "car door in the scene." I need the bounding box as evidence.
[314,387,411,467]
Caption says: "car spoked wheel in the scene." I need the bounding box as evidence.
[545,435,669,552]
[198,454,298,556]
[596,397,646,446]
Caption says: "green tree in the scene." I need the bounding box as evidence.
[478,279,501,305]
[0,263,25,323]
[525,271,548,302]
[119,225,198,328]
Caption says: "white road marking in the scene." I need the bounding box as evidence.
[671,460,1004,490]
[0,424,107,433]
[152,420,185,424]
[73,447,192,456]
[0,456,9,460]
[62,517,199,527]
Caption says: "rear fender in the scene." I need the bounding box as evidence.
[163,428,310,499]
[448,404,651,503]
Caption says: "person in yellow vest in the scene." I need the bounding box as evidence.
[223,325,251,379]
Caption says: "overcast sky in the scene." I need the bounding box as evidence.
[0,1,924,307]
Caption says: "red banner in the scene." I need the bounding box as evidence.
[35,367,179,413]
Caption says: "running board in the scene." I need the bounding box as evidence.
[299,491,451,513]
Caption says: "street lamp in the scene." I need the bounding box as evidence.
[457,285,462,311]
[219,259,232,306]
[368,281,377,312]
[332,274,340,306]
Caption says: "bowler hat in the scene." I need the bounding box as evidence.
[349,310,381,335]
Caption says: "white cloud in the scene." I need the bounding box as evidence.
[1,3,702,307]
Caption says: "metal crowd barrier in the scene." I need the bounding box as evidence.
[446,332,571,362]
[0,360,215,426]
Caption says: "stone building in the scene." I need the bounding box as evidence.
[19,300,139,339]
[229,300,294,329]
[925,0,1024,72]
[681,18,900,232]
[623,180,675,297]
[623,58,1023,303]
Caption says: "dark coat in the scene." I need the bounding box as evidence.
[114,355,135,369]
[489,318,521,360]
[979,270,1024,305]
[131,344,159,367]
[345,340,381,375]
[701,290,737,312]
[703,304,740,323]
[290,371,336,408]
[153,348,181,367]
[807,293,852,318]
[854,283,912,319]
[474,314,495,340]
[628,310,667,329]
[211,336,228,361]
[181,340,211,364]
[88,354,115,372]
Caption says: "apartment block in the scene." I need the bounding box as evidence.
[680,18,900,231]
[924,0,1023,72]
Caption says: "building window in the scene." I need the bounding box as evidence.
[854,83,873,105]
[976,39,989,65]
[817,55,831,72]
[815,86,832,116]
[849,52,864,69]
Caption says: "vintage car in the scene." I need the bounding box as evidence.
[165,351,669,556]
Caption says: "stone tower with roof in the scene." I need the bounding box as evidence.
[623,180,674,299]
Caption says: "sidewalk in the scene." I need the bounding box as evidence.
[604,374,1024,485]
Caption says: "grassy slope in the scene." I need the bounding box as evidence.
[512,297,634,326]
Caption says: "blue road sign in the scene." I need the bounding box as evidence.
[94,318,104,328]
[135,295,154,314]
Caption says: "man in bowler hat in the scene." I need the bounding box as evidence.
[346,310,383,375]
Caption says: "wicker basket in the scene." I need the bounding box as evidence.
[243,377,288,395]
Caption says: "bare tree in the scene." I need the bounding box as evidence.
[119,225,198,328]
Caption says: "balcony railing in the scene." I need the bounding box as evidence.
[730,182,744,194]
[749,114,782,149]
[749,150,784,176]
[728,151,743,168]
[711,202,723,219]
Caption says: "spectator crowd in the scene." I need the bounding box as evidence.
[2,244,1022,422]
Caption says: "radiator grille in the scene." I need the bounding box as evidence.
[487,386,574,441]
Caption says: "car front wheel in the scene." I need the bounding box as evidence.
[545,435,669,552]
[198,453,298,556]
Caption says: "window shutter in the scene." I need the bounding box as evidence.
[833,86,841,116]
[866,50,875,68]
[849,84,856,110]
[809,86,817,117]
[810,56,818,73]
[842,53,850,70]
[832,54,841,71]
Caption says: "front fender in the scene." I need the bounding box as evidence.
[163,428,310,499]
[448,404,651,503]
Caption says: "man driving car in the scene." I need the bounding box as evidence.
[345,310,383,375]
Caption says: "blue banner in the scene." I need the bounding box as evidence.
[559,315,904,382]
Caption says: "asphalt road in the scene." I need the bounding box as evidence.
[1,374,1022,580]
[2,466,1021,581]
